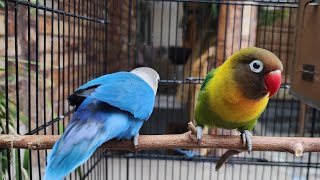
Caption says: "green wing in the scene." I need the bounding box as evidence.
[200,69,216,91]
[195,69,216,127]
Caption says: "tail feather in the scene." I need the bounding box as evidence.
[44,119,112,180]
[215,150,242,171]
[44,98,138,180]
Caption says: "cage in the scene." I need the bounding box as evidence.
[0,0,320,180]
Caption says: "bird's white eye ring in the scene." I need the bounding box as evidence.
[249,60,264,73]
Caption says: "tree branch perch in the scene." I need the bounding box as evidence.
[0,132,320,157]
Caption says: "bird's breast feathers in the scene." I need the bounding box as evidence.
[205,68,269,123]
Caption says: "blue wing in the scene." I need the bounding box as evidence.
[44,97,144,180]
[68,72,155,120]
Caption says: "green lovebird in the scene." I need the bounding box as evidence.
[193,47,283,159]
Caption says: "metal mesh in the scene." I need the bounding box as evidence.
[1,0,319,179]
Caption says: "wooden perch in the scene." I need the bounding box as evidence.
[0,132,320,157]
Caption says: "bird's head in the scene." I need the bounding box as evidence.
[130,67,160,95]
[226,47,283,100]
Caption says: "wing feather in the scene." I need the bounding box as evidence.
[68,72,155,120]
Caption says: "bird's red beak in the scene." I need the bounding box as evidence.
[264,70,282,97]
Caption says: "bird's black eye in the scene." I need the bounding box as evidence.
[249,60,264,73]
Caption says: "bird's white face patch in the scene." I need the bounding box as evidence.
[130,67,160,95]
[249,60,264,73]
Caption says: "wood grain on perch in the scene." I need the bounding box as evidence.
[0,132,319,156]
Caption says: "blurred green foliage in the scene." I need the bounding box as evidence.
[0,1,4,8]
[0,67,30,180]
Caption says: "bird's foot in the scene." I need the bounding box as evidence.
[196,126,203,143]
[240,130,252,153]
[188,122,203,144]
[133,133,139,150]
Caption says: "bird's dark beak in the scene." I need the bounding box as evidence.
[264,70,282,97]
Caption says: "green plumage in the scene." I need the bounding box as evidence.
[194,47,283,134]
[195,69,261,132]
[200,69,215,91]
[194,47,283,168]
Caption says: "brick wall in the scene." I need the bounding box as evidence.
[106,0,137,72]
[0,0,137,134]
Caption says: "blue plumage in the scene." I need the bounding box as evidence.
[44,70,157,180]
[70,72,155,120]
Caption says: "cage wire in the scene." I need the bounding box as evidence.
[0,0,320,179]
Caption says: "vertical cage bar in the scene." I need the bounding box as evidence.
[73,0,77,90]
[27,0,33,178]
[62,0,66,131]
[238,4,244,50]
[99,0,103,77]
[104,0,108,73]
[57,0,61,135]
[77,0,81,87]
[14,0,22,177]
[43,0,48,161]
[35,0,42,178]
[4,0,11,179]
[128,0,132,71]
[50,0,54,138]
[85,0,89,82]
[67,0,71,126]
[81,0,85,85]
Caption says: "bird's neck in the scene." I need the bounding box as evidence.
[207,67,269,122]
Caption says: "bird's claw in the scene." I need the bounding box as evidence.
[133,133,139,151]
[241,130,252,153]
[188,122,203,144]
[196,126,203,144]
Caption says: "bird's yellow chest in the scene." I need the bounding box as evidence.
[206,70,269,123]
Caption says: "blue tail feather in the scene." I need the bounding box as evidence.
[44,98,143,180]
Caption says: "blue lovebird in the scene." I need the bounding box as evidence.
[44,67,160,180]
